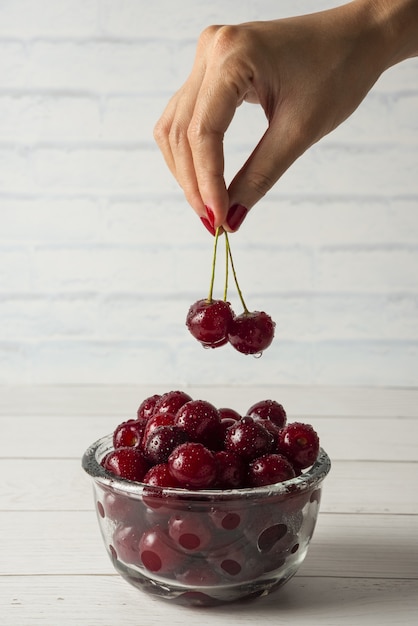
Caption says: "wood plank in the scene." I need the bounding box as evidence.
[1,384,418,418]
[1,575,417,626]
[1,413,418,461]
[2,458,418,515]
[1,511,417,579]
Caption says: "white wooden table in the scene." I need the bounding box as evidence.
[1,384,417,625]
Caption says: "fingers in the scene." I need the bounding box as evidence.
[154,78,209,221]
[155,25,256,232]
[186,70,248,228]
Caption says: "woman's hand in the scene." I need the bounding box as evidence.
[154,0,418,233]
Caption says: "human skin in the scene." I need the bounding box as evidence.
[154,0,418,233]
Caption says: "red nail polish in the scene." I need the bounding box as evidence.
[205,206,215,228]
[226,204,248,231]
[200,216,216,236]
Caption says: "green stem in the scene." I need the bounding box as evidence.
[225,232,249,313]
[224,233,229,302]
[208,227,221,302]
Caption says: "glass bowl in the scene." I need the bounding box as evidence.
[82,434,331,607]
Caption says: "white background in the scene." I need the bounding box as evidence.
[1,0,418,386]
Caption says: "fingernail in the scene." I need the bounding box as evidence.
[226,204,248,231]
[200,216,216,236]
[205,205,215,228]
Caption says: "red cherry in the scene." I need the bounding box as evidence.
[168,511,212,552]
[141,412,176,448]
[247,453,296,487]
[228,311,275,355]
[214,450,247,489]
[256,522,288,552]
[143,463,179,488]
[224,416,275,461]
[247,399,287,428]
[186,299,234,348]
[277,422,320,469]
[209,507,246,531]
[218,407,241,421]
[174,399,221,446]
[139,526,184,574]
[142,463,180,510]
[218,417,239,444]
[102,490,142,524]
[153,390,193,415]
[168,442,217,489]
[113,418,147,449]
[101,447,149,482]
[112,523,143,566]
[209,545,264,582]
[252,417,282,441]
[143,425,189,464]
[137,394,161,420]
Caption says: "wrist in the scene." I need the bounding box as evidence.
[362,0,418,67]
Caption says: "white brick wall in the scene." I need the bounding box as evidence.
[1,0,418,386]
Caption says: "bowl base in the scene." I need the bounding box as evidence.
[114,558,298,607]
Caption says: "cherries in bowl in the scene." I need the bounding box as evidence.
[82,392,331,607]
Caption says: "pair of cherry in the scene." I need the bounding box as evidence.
[187,299,275,355]
[186,230,275,355]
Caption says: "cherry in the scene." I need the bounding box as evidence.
[143,462,179,488]
[186,298,234,348]
[218,407,241,421]
[253,418,282,442]
[139,526,183,574]
[247,399,287,428]
[142,462,180,510]
[101,447,149,482]
[153,389,193,415]
[102,490,142,524]
[168,511,212,552]
[256,523,288,553]
[141,412,176,448]
[214,450,247,489]
[174,399,221,447]
[228,311,276,355]
[209,545,264,582]
[112,523,143,566]
[218,417,239,444]
[168,442,217,489]
[277,422,320,469]
[143,424,189,464]
[263,533,300,573]
[113,418,147,449]
[247,453,296,487]
[137,393,161,420]
[209,507,246,531]
[224,416,275,461]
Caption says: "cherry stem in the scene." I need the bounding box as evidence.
[224,233,229,302]
[225,232,249,314]
[208,227,221,302]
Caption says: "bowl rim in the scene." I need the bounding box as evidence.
[82,433,331,501]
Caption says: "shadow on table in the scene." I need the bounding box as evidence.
[208,531,418,617]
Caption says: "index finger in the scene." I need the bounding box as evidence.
[187,57,253,227]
